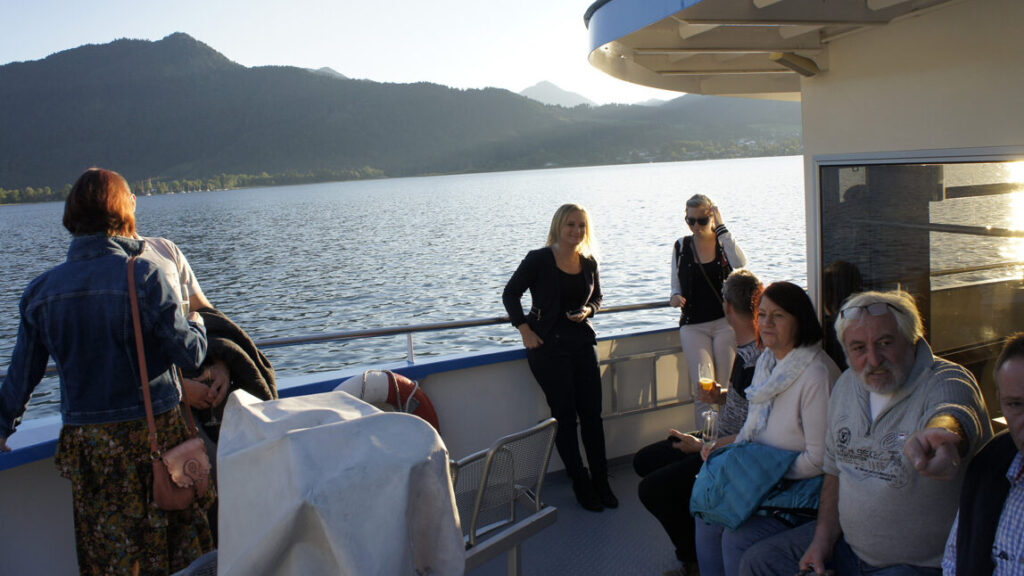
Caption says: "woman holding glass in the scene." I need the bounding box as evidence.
[502,203,617,512]
[0,168,213,574]
[693,281,839,576]
[634,269,763,575]
[671,194,747,418]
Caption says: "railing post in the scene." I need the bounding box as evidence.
[609,362,618,414]
[406,332,415,363]
[509,545,522,576]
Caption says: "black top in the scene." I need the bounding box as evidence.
[503,247,602,339]
[560,269,588,313]
[688,261,727,324]
[675,236,731,326]
[955,432,1017,576]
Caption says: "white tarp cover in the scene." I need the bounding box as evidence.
[217,390,465,576]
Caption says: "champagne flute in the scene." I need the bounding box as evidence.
[205,367,219,427]
[702,408,718,451]
[698,361,715,394]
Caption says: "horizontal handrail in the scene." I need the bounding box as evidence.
[0,300,675,378]
[929,260,1022,278]
[851,218,1024,238]
[257,300,670,349]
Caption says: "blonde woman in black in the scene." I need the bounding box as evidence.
[502,203,616,511]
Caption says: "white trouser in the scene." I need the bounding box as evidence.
[679,316,736,421]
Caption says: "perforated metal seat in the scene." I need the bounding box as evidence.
[450,417,558,575]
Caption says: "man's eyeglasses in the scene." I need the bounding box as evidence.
[839,302,902,320]
[686,217,710,226]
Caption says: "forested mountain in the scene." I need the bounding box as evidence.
[0,33,801,201]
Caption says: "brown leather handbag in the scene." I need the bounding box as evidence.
[127,255,211,511]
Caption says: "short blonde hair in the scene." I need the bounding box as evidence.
[835,290,924,353]
[545,203,596,258]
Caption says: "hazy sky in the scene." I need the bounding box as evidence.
[0,0,679,105]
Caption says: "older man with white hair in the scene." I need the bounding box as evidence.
[742,290,992,576]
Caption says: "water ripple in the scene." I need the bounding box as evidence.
[2,157,811,420]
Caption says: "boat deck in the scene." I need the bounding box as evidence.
[473,457,683,576]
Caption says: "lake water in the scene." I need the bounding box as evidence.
[1,156,808,419]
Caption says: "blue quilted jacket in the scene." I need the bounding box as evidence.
[690,442,822,530]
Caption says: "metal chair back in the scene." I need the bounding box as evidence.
[451,417,557,547]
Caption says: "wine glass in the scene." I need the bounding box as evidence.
[702,408,718,451]
[204,368,219,427]
[698,361,715,394]
[206,405,219,427]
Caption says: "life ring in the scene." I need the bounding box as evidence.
[334,370,440,433]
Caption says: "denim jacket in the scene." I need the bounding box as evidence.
[0,235,207,437]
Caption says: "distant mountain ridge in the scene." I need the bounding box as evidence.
[0,33,801,195]
[519,81,594,107]
[311,66,347,79]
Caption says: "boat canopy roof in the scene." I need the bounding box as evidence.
[584,0,958,101]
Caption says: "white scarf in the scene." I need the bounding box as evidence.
[736,345,819,443]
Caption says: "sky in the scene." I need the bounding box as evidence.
[0,0,680,105]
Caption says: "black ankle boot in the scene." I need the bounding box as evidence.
[571,471,603,512]
[592,474,619,509]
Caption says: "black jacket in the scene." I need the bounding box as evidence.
[955,432,1017,576]
[183,307,277,439]
[502,247,602,339]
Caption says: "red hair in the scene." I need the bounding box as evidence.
[63,168,136,236]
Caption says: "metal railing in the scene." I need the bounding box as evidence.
[929,260,1022,278]
[257,300,670,360]
[0,300,674,379]
[602,346,691,420]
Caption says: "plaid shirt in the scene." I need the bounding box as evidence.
[943,452,1024,575]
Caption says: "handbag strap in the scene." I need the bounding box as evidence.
[127,255,199,458]
[692,239,725,306]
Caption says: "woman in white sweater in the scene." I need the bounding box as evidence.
[694,281,840,576]
[670,194,747,419]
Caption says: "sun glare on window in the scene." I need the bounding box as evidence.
[998,161,1024,264]
[1006,186,1024,264]
[1007,160,1024,184]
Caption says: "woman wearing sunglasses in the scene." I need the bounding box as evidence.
[671,194,747,418]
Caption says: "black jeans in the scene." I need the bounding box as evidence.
[526,321,607,479]
[634,438,704,563]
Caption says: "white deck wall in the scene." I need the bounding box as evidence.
[0,329,695,574]
[798,0,1024,299]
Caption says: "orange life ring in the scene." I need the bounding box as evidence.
[335,370,440,433]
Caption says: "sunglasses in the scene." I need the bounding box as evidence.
[839,302,903,320]
[685,217,710,226]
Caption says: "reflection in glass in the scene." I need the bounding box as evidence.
[819,157,1024,418]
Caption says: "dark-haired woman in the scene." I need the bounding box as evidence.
[502,203,617,512]
[0,168,213,575]
[694,281,839,576]
[671,194,747,418]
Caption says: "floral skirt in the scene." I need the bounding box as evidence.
[55,407,215,576]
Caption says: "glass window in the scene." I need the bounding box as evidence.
[819,158,1024,418]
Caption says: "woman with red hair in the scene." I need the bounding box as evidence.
[0,168,213,575]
